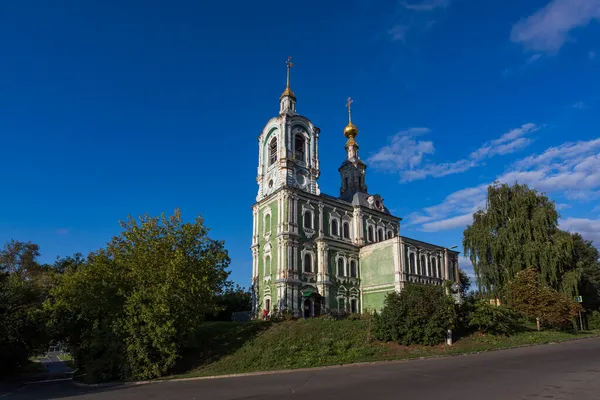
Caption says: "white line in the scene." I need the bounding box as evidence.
[0,385,27,399]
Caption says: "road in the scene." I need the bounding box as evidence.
[2,338,600,399]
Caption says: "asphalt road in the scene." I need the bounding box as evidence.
[3,338,600,400]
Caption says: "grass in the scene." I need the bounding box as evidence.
[169,319,600,380]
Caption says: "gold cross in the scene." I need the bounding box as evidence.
[346,97,354,111]
[286,56,293,68]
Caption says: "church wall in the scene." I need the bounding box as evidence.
[359,240,398,312]
[256,198,280,311]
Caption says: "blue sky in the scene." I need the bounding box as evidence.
[1,0,599,286]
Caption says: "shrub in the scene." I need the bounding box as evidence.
[588,310,600,330]
[373,284,457,346]
[467,300,523,335]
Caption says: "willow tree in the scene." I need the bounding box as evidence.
[463,182,574,300]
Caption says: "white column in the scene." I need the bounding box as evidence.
[318,203,324,237]
[444,248,449,281]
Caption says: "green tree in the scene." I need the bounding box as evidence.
[207,284,252,321]
[373,284,457,345]
[458,268,472,295]
[49,209,231,382]
[463,182,574,300]
[569,233,600,311]
[0,240,53,375]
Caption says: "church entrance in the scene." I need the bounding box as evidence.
[302,291,323,318]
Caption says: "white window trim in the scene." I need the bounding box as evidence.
[263,209,272,238]
[263,252,272,278]
[330,209,341,238]
[348,258,359,278]
[336,255,347,277]
[408,251,416,275]
[366,222,375,243]
[337,286,348,314]
[302,202,316,238]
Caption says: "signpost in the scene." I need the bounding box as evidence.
[575,296,584,331]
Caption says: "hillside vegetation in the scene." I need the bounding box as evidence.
[170,319,599,379]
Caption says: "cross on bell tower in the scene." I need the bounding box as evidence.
[280,56,296,114]
[339,97,368,200]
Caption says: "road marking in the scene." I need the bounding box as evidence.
[0,385,27,399]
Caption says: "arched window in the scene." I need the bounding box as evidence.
[304,211,312,229]
[409,253,415,274]
[338,258,344,276]
[264,214,271,234]
[269,137,277,166]
[437,260,442,279]
[386,230,392,239]
[431,258,437,278]
[265,255,271,275]
[295,134,305,161]
[343,222,350,239]
[421,255,426,275]
[331,219,339,236]
[378,228,384,242]
[304,253,312,273]
[368,226,374,242]
[350,260,357,278]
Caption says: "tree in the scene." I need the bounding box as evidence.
[458,269,472,295]
[49,209,231,382]
[569,233,600,311]
[207,284,252,321]
[463,182,574,300]
[0,240,53,375]
[505,268,579,330]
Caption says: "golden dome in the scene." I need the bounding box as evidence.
[280,86,296,100]
[344,122,358,138]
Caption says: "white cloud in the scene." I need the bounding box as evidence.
[421,213,474,232]
[402,0,450,11]
[369,123,539,182]
[572,101,589,109]
[408,137,600,232]
[560,218,600,245]
[388,25,410,41]
[510,0,600,54]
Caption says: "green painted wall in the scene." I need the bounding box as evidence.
[360,243,395,287]
[362,290,393,313]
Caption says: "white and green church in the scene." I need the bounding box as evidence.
[251,59,460,318]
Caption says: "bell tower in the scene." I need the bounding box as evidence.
[255,57,321,202]
[339,97,367,201]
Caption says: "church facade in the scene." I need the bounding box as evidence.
[250,59,460,317]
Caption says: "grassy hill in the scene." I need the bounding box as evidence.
[170,318,599,379]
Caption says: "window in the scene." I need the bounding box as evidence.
[264,214,271,234]
[265,298,271,311]
[368,226,374,242]
[343,222,350,239]
[438,261,442,279]
[386,230,392,239]
[350,260,357,278]
[431,258,437,278]
[331,219,339,236]
[421,255,426,275]
[409,253,415,274]
[304,211,312,229]
[304,253,312,273]
[265,255,271,275]
[378,228,384,242]
[295,134,305,161]
[338,258,344,276]
[269,137,277,166]
[351,298,358,314]
[339,298,345,313]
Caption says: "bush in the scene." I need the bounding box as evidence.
[588,310,600,330]
[373,284,457,346]
[467,300,523,335]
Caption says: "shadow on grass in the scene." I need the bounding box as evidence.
[171,321,271,375]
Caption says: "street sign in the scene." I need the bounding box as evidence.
[575,296,583,303]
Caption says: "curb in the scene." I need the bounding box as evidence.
[71,333,600,388]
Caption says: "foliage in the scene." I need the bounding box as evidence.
[587,310,600,330]
[569,233,600,311]
[206,284,251,321]
[0,240,55,376]
[458,268,472,295]
[467,300,523,336]
[48,209,231,382]
[505,268,580,330]
[373,284,457,346]
[463,182,574,300]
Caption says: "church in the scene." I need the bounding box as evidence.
[250,58,460,318]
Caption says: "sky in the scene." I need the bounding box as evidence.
[1,0,599,287]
